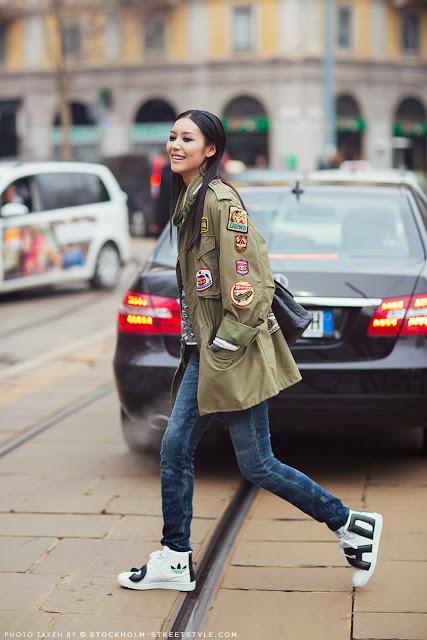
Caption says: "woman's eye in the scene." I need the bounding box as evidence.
[183,137,192,142]
[169,136,176,141]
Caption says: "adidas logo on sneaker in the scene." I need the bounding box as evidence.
[117,545,196,592]
[170,562,187,574]
[335,510,383,588]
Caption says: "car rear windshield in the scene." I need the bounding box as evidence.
[245,186,424,261]
[154,186,425,266]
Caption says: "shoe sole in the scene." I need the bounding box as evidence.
[117,575,196,591]
[353,513,383,588]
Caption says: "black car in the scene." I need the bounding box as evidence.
[113,179,427,454]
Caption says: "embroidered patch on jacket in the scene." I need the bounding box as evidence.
[196,268,213,292]
[227,206,248,233]
[230,280,255,307]
[235,234,248,253]
[235,259,249,276]
[200,217,208,233]
[267,311,280,334]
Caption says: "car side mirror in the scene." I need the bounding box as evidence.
[1,202,29,217]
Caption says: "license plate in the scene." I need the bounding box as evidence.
[302,310,334,338]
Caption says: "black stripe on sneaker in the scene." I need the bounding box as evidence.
[188,553,195,582]
[343,544,372,571]
[348,514,375,540]
[129,564,147,582]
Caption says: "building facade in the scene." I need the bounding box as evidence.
[0,0,426,171]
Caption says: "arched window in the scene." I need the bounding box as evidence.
[393,97,427,171]
[336,94,365,162]
[222,95,269,167]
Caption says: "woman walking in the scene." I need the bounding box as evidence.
[117,110,383,592]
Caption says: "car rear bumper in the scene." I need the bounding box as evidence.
[114,357,427,429]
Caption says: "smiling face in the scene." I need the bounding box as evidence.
[166,117,216,185]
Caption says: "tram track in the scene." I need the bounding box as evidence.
[0,382,115,458]
[167,480,259,635]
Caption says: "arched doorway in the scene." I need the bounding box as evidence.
[336,94,365,161]
[0,99,20,158]
[52,101,99,161]
[132,98,176,155]
[393,97,427,171]
[222,96,269,167]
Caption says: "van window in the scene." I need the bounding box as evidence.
[0,177,37,213]
[37,172,110,210]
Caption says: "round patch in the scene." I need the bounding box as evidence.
[230,280,255,307]
[196,268,213,292]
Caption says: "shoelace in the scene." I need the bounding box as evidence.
[335,528,358,552]
[130,548,166,572]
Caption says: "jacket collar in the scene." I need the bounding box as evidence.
[173,172,204,228]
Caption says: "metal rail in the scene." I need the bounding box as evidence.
[167,479,258,634]
[0,382,114,458]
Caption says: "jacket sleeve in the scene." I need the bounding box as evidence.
[208,187,275,348]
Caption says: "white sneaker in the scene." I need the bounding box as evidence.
[117,545,196,591]
[335,510,383,588]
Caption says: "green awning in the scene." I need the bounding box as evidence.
[222,117,269,134]
[336,117,366,133]
[50,125,99,145]
[132,122,174,143]
[393,121,427,138]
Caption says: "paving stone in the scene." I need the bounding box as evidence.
[0,537,57,572]
[0,442,133,477]
[370,457,427,486]
[222,564,351,592]
[13,493,111,515]
[365,505,427,533]
[251,489,363,520]
[364,485,427,508]
[89,475,162,498]
[50,613,166,634]
[107,494,229,519]
[43,574,178,618]
[381,532,427,561]
[354,561,427,613]
[203,590,351,639]
[231,540,343,568]
[0,611,59,635]
[353,612,427,640]
[106,515,215,544]
[0,572,59,610]
[33,539,200,576]
[240,518,336,542]
[0,514,120,538]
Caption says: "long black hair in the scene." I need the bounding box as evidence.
[169,109,240,250]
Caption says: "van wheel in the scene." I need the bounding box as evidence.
[90,243,121,289]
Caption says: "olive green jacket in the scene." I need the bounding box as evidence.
[171,173,301,415]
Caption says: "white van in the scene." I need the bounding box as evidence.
[0,161,131,293]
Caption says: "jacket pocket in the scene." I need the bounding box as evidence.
[195,235,220,298]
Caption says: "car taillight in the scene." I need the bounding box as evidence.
[118,291,181,335]
[150,172,162,199]
[400,293,427,336]
[368,293,427,336]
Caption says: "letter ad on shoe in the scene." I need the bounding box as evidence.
[336,510,383,588]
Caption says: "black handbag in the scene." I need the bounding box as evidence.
[272,279,313,346]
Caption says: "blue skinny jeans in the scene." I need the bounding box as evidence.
[160,346,349,552]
